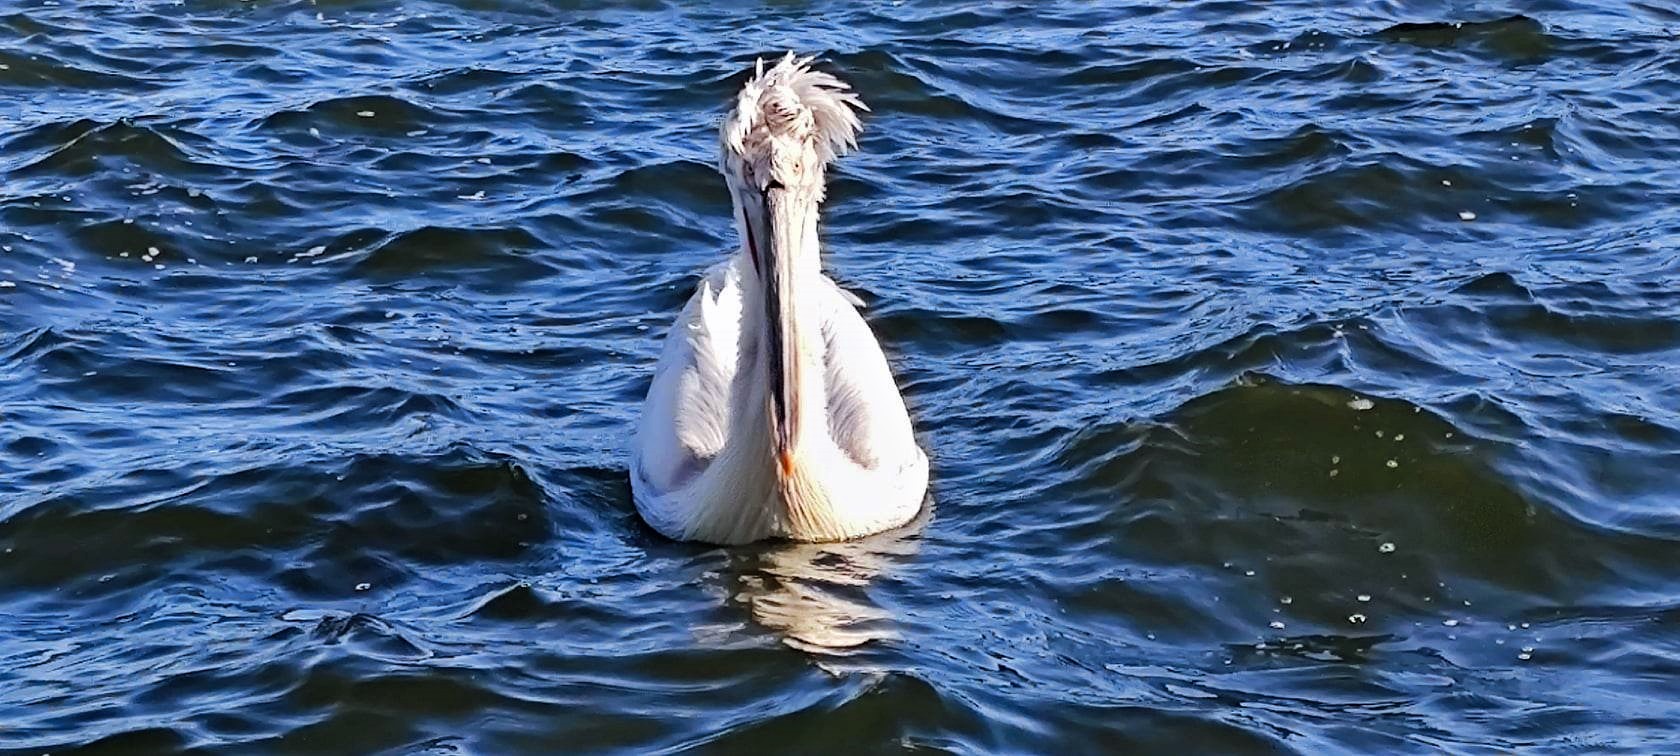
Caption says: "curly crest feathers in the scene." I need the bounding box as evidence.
[720,52,867,190]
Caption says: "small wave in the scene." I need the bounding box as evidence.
[268,384,470,431]
[1411,281,1680,356]
[347,225,556,280]
[832,47,1055,134]
[260,94,444,135]
[1371,14,1556,60]
[1240,159,1423,233]
[871,307,1010,354]
[586,159,723,213]
[0,44,154,92]
[0,447,549,599]
[699,670,997,752]
[3,117,215,179]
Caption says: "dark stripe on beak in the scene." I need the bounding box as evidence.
[757,186,799,470]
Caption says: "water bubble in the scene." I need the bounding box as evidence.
[1269,621,1285,630]
[357,110,375,117]
[1347,398,1373,411]
[1386,459,1399,468]
[1458,210,1477,221]
[355,582,371,591]
[1443,619,1459,627]
[1348,613,1367,624]
[1357,594,1371,602]
[1379,542,1396,553]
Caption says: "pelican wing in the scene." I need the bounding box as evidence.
[633,259,747,495]
[813,278,920,473]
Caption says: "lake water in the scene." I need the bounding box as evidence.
[3,1,1679,752]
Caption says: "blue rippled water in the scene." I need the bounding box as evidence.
[3,1,1680,752]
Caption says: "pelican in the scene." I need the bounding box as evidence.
[630,53,928,544]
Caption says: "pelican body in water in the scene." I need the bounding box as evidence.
[631,54,928,544]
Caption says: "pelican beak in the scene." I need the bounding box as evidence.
[748,182,804,473]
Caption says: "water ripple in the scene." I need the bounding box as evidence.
[3,0,1680,752]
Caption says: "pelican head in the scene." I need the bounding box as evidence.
[719,54,867,473]
[720,53,866,206]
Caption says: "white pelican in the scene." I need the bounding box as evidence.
[630,53,928,544]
